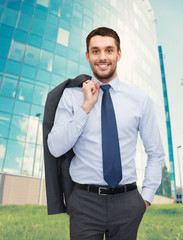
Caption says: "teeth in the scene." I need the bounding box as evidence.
[99,65,108,68]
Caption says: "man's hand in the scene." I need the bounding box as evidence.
[81,80,100,114]
[144,200,150,210]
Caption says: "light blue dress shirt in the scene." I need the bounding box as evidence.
[48,75,165,204]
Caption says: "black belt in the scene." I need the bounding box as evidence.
[75,182,137,195]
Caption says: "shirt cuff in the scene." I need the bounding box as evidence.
[141,187,156,204]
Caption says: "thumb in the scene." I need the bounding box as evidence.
[95,82,100,90]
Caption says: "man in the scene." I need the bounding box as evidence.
[47,27,165,240]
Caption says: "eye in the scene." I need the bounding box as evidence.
[92,50,99,54]
[106,49,113,53]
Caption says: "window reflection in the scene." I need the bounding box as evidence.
[17,78,34,102]
[9,114,28,141]
[33,145,43,177]
[17,12,32,32]
[28,34,42,48]
[13,101,31,116]
[30,16,45,36]
[5,59,22,75]
[36,69,51,84]
[66,60,79,78]
[0,112,11,138]
[39,50,53,72]
[3,139,25,174]
[9,40,25,62]
[32,82,48,106]
[14,29,28,43]
[24,45,40,67]
[44,22,58,42]
[0,35,11,58]
[0,73,18,98]
[57,28,69,47]
[1,7,18,27]
[0,96,14,113]
[37,0,49,8]
[21,64,37,80]
[52,55,67,75]
[0,139,6,170]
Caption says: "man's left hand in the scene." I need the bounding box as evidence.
[144,200,150,210]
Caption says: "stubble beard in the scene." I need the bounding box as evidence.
[91,63,117,82]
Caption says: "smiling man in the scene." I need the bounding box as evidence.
[47,27,165,240]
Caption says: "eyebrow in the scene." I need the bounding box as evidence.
[90,46,115,50]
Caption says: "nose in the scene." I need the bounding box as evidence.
[99,51,107,61]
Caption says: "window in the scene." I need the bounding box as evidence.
[0,57,6,72]
[66,60,79,78]
[52,55,67,75]
[0,24,14,38]
[50,73,64,86]
[49,0,62,16]
[39,50,53,72]
[3,139,25,174]
[42,38,56,52]
[28,34,42,48]
[30,17,45,36]
[0,73,18,98]
[5,59,22,75]
[13,100,31,116]
[17,78,34,102]
[21,2,34,15]
[34,5,48,20]
[26,116,40,144]
[44,22,58,42]
[9,40,25,62]
[0,35,11,58]
[21,64,37,79]
[37,0,49,8]
[0,96,14,113]
[0,139,7,170]
[32,82,49,106]
[17,12,32,32]
[57,28,69,47]
[9,115,28,141]
[33,145,43,177]
[0,112,11,139]
[69,33,81,50]
[21,142,35,175]
[36,69,51,84]
[14,29,28,43]
[24,45,40,67]
[1,7,18,27]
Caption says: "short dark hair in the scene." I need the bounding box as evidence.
[86,27,120,52]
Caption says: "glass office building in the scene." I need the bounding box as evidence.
[0,0,171,204]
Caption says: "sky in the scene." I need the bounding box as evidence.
[149,0,183,188]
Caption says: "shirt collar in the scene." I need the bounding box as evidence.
[91,75,119,92]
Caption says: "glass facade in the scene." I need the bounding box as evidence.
[0,0,170,198]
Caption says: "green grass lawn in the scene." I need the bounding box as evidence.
[0,204,183,240]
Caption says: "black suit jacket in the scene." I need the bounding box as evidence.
[43,74,92,215]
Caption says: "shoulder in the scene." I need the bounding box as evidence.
[119,81,149,101]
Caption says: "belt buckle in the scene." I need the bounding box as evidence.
[98,187,108,195]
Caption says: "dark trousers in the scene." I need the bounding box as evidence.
[67,185,146,240]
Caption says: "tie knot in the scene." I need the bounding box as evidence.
[100,84,111,92]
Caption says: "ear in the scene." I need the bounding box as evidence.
[117,49,122,62]
[86,51,90,63]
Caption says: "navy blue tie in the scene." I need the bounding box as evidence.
[101,85,122,189]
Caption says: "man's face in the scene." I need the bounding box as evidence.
[86,35,121,83]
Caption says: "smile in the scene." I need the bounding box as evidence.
[96,63,111,70]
